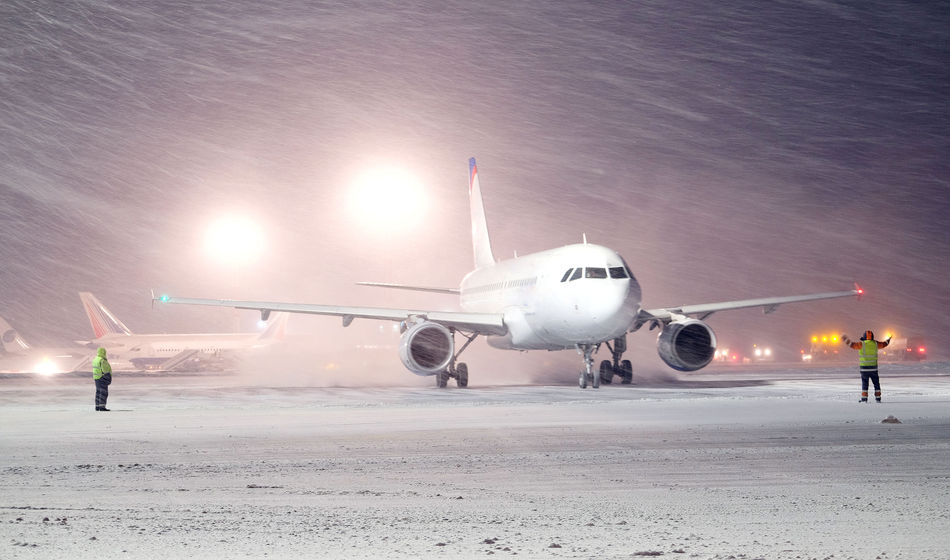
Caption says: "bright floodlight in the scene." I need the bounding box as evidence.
[204,215,264,265]
[346,165,428,233]
[34,357,60,376]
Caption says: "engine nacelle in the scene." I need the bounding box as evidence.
[398,321,454,376]
[656,318,717,372]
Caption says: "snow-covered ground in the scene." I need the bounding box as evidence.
[1,363,949,559]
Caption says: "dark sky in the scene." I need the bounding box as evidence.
[1,1,948,371]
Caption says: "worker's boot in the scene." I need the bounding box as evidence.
[859,391,868,403]
[875,391,882,403]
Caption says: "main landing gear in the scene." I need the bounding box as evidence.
[577,335,633,389]
[599,335,633,385]
[436,330,478,388]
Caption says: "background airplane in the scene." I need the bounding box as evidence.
[80,292,289,372]
[0,316,90,375]
[154,158,859,388]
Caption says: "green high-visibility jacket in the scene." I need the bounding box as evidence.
[859,339,879,368]
[92,348,112,380]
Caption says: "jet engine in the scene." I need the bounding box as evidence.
[656,318,717,372]
[398,321,454,376]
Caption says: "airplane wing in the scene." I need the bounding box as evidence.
[634,286,862,331]
[355,282,460,295]
[152,295,507,336]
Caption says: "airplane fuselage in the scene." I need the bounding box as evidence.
[459,243,641,350]
[95,333,267,360]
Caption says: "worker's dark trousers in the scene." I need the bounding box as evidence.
[95,377,110,409]
[860,367,881,402]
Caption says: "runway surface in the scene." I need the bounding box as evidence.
[1,363,949,559]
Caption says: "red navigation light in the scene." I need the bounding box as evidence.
[918,347,926,353]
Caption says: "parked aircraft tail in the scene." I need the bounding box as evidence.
[79,292,133,338]
[0,316,31,353]
[258,312,289,341]
[468,157,496,269]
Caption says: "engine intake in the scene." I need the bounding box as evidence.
[398,321,454,376]
[657,319,717,372]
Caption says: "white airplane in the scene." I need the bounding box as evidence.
[154,158,860,388]
[80,292,289,371]
[0,316,90,375]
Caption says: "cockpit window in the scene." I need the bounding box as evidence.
[560,269,573,282]
[585,267,607,279]
[569,268,583,281]
[609,266,628,279]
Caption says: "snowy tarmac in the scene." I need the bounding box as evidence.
[2,363,949,559]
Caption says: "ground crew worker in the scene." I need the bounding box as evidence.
[92,347,113,411]
[842,330,890,403]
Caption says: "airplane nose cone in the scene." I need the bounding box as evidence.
[584,280,638,340]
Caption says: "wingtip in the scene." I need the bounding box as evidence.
[853,282,864,299]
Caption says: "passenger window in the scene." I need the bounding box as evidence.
[569,268,583,281]
[560,269,573,282]
[586,267,607,279]
[609,266,628,279]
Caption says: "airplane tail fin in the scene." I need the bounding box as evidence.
[258,312,289,341]
[79,292,133,338]
[468,157,496,269]
[0,316,31,353]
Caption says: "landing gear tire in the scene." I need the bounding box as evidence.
[457,363,469,388]
[436,371,449,388]
[620,360,633,384]
[577,344,599,389]
[599,360,614,384]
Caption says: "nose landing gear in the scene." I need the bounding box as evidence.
[577,344,600,389]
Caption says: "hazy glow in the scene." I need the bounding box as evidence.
[346,165,428,233]
[34,357,60,376]
[204,215,264,265]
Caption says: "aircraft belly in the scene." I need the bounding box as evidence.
[493,306,552,349]
[486,332,552,350]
